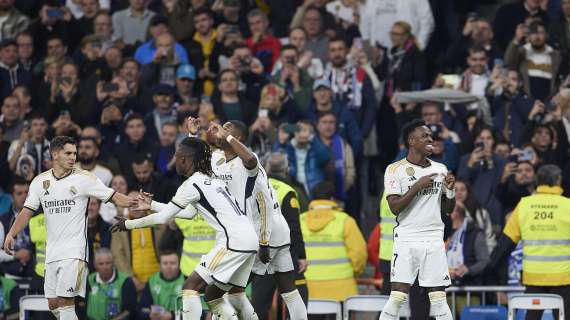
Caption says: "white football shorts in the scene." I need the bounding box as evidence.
[251,245,295,275]
[44,258,88,298]
[194,244,256,291]
[390,239,451,287]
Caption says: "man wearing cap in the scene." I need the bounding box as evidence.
[0,39,32,101]
[505,20,561,101]
[135,15,189,65]
[144,84,177,143]
[175,64,198,104]
[112,0,156,45]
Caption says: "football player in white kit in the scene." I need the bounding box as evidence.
[380,119,456,320]
[3,136,135,320]
[111,137,259,320]
[200,120,307,320]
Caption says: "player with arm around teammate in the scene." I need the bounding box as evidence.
[379,119,456,320]
[3,136,136,320]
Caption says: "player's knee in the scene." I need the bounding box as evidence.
[228,286,245,294]
[275,272,296,293]
[391,282,410,294]
[184,272,206,291]
[47,299,59,310]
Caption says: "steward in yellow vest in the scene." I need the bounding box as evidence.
[490,165,570,319]
[29,213,46,278]
[175,215,216,276]
[300,182,367,301]
[378,191,396,294]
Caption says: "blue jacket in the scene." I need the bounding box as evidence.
[273,139,331,198]
[305,101,363,157]
[394,138,459,172]
[134,40,189,65]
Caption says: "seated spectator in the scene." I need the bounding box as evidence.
[0,0,29,41]
[175,64,199,104]
[134,15,189,66]
[138,251,185,319]
[16,32,37,73]
[112,0,156,46]
[458,126,505,226]
[226,43,268,105]
[140,33,186,87]
[498,159,535,215]
[156,122,177,177]
[271,44,314,111]
[316,112,355,202]
[144,84,177,142]
[111,191,164,292]
[274,119,332,198]
[76,137,113,186]
[245,9,281,72]
[0,95,24,143]
[0,39,32,101]
[493,0,549,51]
[300,181,367,301]
[184,8,223,97]
[7,114,50,177]
[86,198,112,271]
[212,69,257,126]
[284,27,324,79]
[505,21,561,102]
[306,79,362,157]
[446,204,490,313]
[86,248,137,320]
[130,154,176,203]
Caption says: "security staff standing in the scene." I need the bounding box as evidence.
[490,165,570,320]
[252,153,308,319]
[29,213,46,292]
[175,216,216,277]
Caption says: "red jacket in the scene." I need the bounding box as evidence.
[246,34,281,72]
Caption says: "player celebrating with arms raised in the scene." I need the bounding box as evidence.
[380,119,456,320]
[3,136,135,320]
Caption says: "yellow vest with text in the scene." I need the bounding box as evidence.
[176,216,216,276]
[379,192,396,261]
[29,214,46,277]
[516,187,570,286]
[269,178,298,208]
[301,211,353,281]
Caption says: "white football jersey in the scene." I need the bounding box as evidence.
[24,169,115,263]
[384,159,447,240]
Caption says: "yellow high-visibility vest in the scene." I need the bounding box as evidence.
[301,211,353,281]
[516,187,570,286]
[176,216,216,276]
[29,214,46,277]
[270,178,298,209]
[379,192,396,262]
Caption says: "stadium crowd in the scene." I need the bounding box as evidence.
[0,0,569,318]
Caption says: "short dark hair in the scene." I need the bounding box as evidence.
[231,43,250,55]
[120,58,140,70]
[124,112,144,126]
[178,137,213,176]
[29,112,47,122]
[328,36,347,47]
[227,120,248,142]
[468,44,487,57]
[281,44,298,53]
[79,136,98,147]
[317,111,336,122]
[311,181,335,200]
[193,7,214,19]
[536,164,561,186]
[50,136,76,155]
[159,250,180,260]
[8,176,29,193]
[402,119,426,149]
[133,153,152,166]
[46,34,66,46]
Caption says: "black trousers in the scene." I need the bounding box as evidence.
[251,273,308,320]
[524,285,570,320]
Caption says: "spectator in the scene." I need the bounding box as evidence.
[226,43,268,104]
[446,203,490,313]
[140,33,186,87]
[32,34,69,77]
[144,84,177,142]
[93,12,115,52]
[487,69,533,147]
[0,39,32,101]
[493,0,549,51]
[0,125,10,188]
[134,15,189,66]
[86,198,112,271]
[455,179,497,252]
[245,9,281,72]
[527,123,564,167]
[285,27,324,79]
[98,174,129,224]
[211,69,257,126]
[77,137,113,186]
[306,79,362,157]
[212,0,248,37]
[12,85,33,119]
[0,95,24,143]
[0,0,30,41]
[257,83,303,126]
[272,44,314,111]
[129,154,176,203]
[70,0,100,46]
[459,45,493,123]
[86,248,137,320]
[157,0,194,43]
[0,271,23,318]
[119,58,154,115]
[359,0,434,50]
[458,126,506,226]
[65,0,108,19]
[316,112,355,202]
[297,7,329,63]
[275,119,332,197]
[323,37,377,138]
[138,251,185,319]
[549,0,570,55]
[184,8,222,97]
[7,113,50,176]
[111,190,164,292]
[112,0,156,46]
[27,4,73,58]
[174,64,198,104]
[16,32,37,73]
[498,159,535,215]
[265,152,310,212]
[325,0,363,42]
[300,181,367,301]
[505,21,561,102]
[156,122,177,177]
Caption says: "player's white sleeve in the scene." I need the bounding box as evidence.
[176,205,198,219]
[255,191,272,245]
[23,178,41,212]
[125,202,182,229]
[384,167,403,197]
[151,201,168,212]
[83,172,115,203]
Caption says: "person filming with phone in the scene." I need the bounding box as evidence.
[497,151,536,215]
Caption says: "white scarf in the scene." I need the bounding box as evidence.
[447,219,468,268]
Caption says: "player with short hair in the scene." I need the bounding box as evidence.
[111,137,259,320]
[3,136,135,320]
[380,119,456,320]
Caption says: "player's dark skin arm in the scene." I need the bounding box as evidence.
[440,173,456,215]
[387,174,437,215]
[210,122,258,170]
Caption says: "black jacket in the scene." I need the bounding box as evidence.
[211,91,258,126]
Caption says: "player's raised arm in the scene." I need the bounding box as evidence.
[210,122,258,170]
[440,172,456,215]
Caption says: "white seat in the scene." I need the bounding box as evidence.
[508,294,565,320]
[343,295,389,320]
[19,295,50,320]
[308,299,342,320]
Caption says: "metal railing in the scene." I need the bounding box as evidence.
[446,286,526,319]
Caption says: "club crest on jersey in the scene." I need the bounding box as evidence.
[405,167,415,176]
[70,186,77,195]
[42,180,50,195]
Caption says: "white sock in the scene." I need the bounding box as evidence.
[208,296,238,320]
[281,289,308,320]
[182,290,203,320]
[379,291,408,320]
[227,292,258,320]
[57,306,77,320]
[428,291,453,320]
